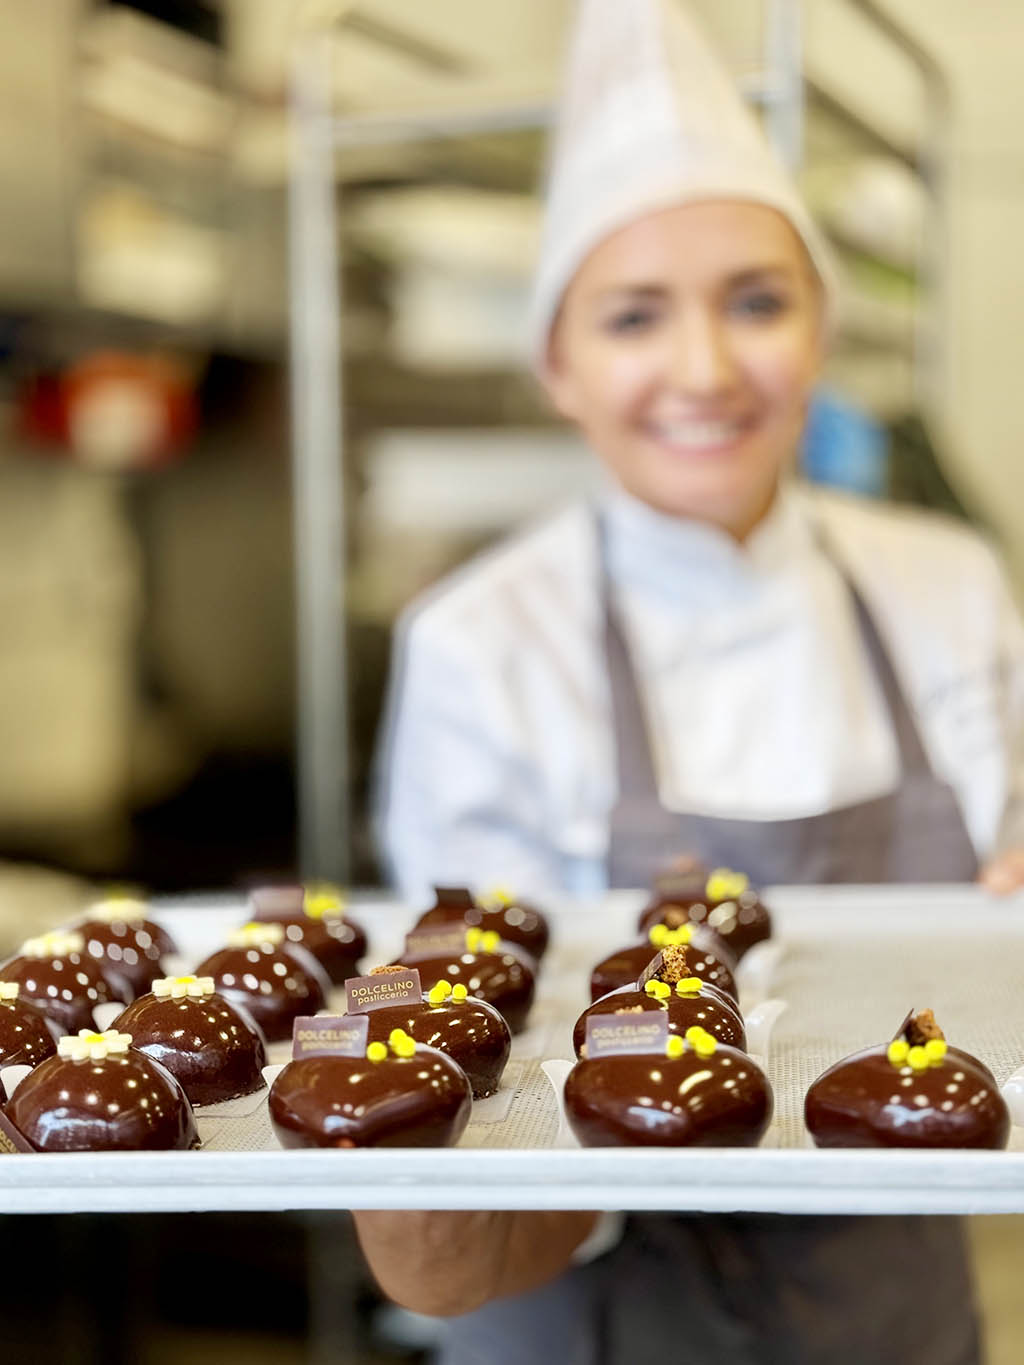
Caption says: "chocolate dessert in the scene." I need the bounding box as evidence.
[362,972,511,1099]
[413,886,549,963]
[805,1009,1009,1150]
[269,1029,472,1148]
[74,896,177,1000]
[113,975,268,1107]
[578,944,744,1054]
[5,1029,199,1152]
[589,923,737,1003]
[195,923,330,1043]
[565,1027,772,1147]
[574,982,745,1057]
[397,928,535,1034]
[0,932,120,1034]
[638,868,772,960]
[249,885,367,986]
[0,982,57,1070]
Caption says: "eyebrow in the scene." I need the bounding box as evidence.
[592,266,796,305]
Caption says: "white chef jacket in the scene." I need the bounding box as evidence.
[376,480,1024,906]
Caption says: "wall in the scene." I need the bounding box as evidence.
[0,0,78,305]
[882,0,1024,586]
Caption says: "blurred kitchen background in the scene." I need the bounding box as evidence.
[5,5,1024,1364]
[0,0,1021,904]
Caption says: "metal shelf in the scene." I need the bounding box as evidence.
[806,76,920,172]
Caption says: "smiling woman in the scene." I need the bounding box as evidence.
[368,0,1024,1360]
[543,200,825,538]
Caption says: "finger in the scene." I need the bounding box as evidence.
[980,854,1024,894]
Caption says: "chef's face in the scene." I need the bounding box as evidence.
[543,201,825,539]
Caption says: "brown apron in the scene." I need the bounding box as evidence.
[439,517,982,1365]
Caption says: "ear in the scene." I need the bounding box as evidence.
[538,328,584,423]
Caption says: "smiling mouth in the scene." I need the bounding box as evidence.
[646,419,751,454]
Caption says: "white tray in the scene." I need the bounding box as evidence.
[3,886,1024,1214]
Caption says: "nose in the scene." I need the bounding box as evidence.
[666,307,738,398]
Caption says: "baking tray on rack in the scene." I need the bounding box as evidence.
[3,886,1024,1215]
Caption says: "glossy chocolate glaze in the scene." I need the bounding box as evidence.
[6,1049,199,1152]
[414,889,549,963]
[573,985,746,1057]
[0,995,57,1069]
[250,905,367,986]
[75,915,176,999]
[112,992,268,1107]
[269,1047,472,1148]
[283,917,365,985]
[194,941,330,1043]
[638,889,772,960]
[363,995,511,1099]
[0,951,119,1034]
[565,1044,772,1147]
[396,945,535,1034]
[805,1044,1009,1149]
[589,935,737,1004]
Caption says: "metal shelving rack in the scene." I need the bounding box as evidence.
[286,0,950,882]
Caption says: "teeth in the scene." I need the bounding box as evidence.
[654,422,741,447]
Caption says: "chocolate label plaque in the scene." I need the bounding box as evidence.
[249,884,304,916]
[636,951,665,990]
[403,927,466,958]
[345,969,422,1014]
[0,1110,33,1153]
[585,1012,669,1059]
[654,873,704,900]
[292,1014,369,1059]
[433,886,474,910]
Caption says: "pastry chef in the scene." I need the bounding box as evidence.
[362,1,1024,1360]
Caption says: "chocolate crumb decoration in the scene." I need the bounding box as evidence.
[903,1009,944,1046]
[614,1006,646,1015]
[369,965,408,976]
[655,944,692,986]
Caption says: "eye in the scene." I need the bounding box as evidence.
[603,305,659,335]
[730,291,789,320]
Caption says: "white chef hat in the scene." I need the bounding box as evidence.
[528,0,838,368]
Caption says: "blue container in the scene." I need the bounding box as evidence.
[801,388,889,497]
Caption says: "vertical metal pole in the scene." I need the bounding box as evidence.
[913,74,950,420]
[763,0,804,173]
[288,33,349,882]
[847,0,953,418]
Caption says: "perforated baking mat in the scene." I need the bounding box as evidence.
[4,887,1024,1214]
